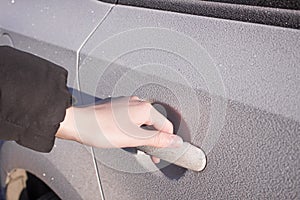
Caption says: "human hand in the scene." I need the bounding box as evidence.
[56,96,183,163]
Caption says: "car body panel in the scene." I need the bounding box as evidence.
[0,0,116,87]
[0,0,116,199]
[78,4,300,200]
[0,141,98,200]
[0,0,116,50]
[0,0,299,199]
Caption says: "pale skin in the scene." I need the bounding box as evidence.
[56,96,183,163]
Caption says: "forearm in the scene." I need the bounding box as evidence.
[56,107,79,142]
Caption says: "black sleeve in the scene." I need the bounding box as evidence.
[0,46,72,152]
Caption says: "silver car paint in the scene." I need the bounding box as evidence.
[0,0,299,199]
[0,0,116,199]
[79,4,300,200]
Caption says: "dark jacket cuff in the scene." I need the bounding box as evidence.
[0,46,72,152]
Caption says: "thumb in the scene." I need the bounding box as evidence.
[143,130,183,148]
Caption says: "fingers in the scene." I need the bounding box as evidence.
[143,104,174,134]
[130,96,140,101]
[126,96,182,148]
[151,156,160,164]
[129,96,178,163]
[138,129,183,148]
[129,96,179,146]
[128,96,173,135]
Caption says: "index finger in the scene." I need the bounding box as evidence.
[144,105,174,134]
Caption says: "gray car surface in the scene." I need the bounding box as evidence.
[1,0,299,199]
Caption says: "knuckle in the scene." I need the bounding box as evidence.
[144,103,153,120]
[153,133,162,146]
[153,132,168,147]
[165,120,174,133]
[141,101,152,109]
[130,96,140,100]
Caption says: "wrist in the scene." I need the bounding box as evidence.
[56,106,81,143]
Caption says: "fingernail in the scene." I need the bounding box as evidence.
[168,135,183,148]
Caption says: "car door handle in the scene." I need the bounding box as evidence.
[137,142,206,172]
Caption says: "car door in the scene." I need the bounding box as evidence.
[0,0,116,199]
[78,1,300,199]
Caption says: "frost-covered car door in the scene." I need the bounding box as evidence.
[0,1,116,199]
[78,0,300,199]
